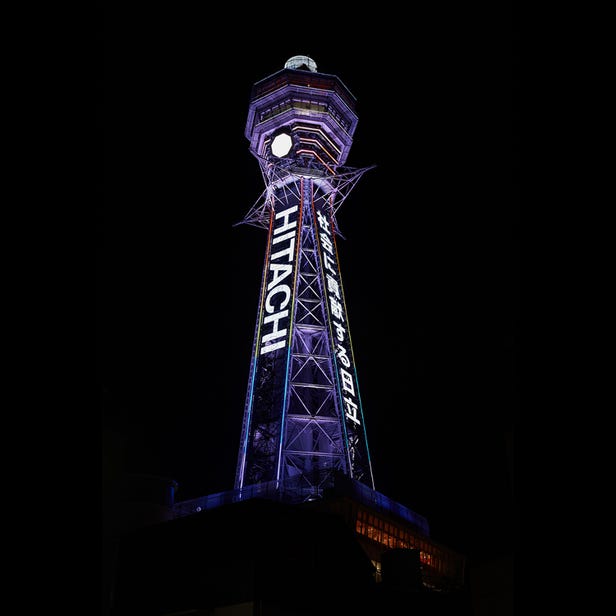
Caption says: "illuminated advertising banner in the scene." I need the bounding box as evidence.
[312,190,373,484]
[259,204,301,356]
[241,199,302,485]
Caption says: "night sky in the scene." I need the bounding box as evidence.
[99,4,518,565]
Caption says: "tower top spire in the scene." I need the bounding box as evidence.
[284,55,317,72]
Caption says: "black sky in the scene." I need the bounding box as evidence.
[99,4,518,564]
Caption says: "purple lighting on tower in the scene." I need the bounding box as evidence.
[235,56,375,502]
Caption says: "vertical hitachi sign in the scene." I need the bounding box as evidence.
[259,204,301,355]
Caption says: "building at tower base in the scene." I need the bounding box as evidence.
[171,472,465,594]
[112,494,470,616]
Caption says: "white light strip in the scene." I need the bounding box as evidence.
[298,137,338,163]
[292,125,342,154]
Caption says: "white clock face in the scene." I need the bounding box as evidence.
[271,133,293,157]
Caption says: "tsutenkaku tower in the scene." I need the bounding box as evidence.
[235,56,375,501]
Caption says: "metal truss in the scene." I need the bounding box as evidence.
[235,171,374,499]
[278,183,348,500]
[235,154,375,236]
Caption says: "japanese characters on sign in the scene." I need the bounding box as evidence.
[314,205,362,429]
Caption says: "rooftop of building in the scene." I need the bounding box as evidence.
[172,474,430,537]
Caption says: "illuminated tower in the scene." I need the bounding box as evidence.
[120,58,466,601]
[235,56,376,501]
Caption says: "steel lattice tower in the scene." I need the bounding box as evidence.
[235,56,375,501]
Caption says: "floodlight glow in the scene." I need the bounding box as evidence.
[271,133,293,157]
